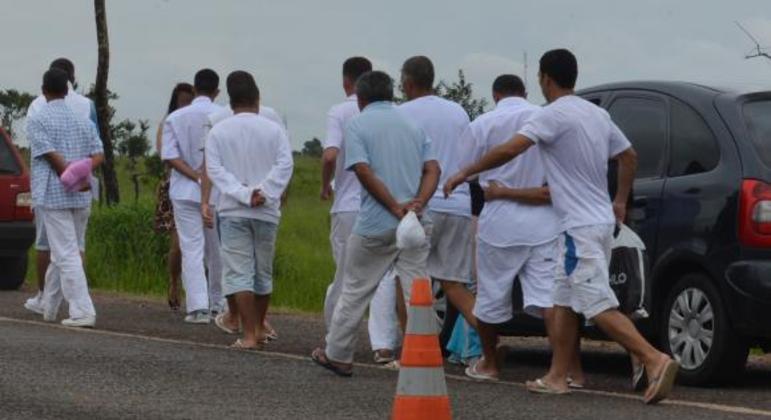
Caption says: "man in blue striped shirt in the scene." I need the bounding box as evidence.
[27,68,104,328]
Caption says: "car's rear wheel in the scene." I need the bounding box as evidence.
[659,273,748,385]
[0,254,28,290]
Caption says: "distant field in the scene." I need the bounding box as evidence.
[26,155,335,313]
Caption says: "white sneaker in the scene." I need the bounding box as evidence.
[61,316,96,328]
[184,311,211,324]
[24,293,45,315]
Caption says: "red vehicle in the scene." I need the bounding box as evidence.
[0,128,34,289]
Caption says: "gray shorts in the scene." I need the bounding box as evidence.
[427,211,473,283]
[219,217,278,296]
[553,224,619,320]
[34,207,88,252]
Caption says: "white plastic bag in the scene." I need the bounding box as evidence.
[396,211,426,250]
[609,224,650,319]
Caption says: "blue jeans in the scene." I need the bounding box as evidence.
[219,217,278,296]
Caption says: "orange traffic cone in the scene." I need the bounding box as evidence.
[392,277,452,420]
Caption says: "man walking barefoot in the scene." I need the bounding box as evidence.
[445,49,678,404]
[205,71,293,349]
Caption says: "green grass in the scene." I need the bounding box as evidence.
[26,155,334,313]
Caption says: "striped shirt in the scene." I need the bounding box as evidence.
[28,99,103,209]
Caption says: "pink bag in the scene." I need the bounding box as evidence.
[60,158,93,192]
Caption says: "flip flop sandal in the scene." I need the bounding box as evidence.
[526,378,571,395]
[373,350,396,364]
[464,359,499,382]
[383,360,400,370]
[311,348,353,378]
[632,361,647,391]
[214,313,239,335]
[229,339,261,351]
[644,358,679,405]
[265,328,279,341]
[566,377,585,389]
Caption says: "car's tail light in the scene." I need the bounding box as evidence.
[739,179,771,247]
[14,191,33,221]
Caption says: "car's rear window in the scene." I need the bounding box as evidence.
[0,139,20,175]
[744,100,771,167]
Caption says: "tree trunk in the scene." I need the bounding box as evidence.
[94,0,120,204]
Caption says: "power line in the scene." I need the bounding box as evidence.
[735,21,771,61]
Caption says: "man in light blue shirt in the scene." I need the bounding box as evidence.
[312,71,440,376]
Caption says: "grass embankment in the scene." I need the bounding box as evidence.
[26,155,334,313]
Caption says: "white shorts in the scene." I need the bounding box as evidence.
[427,211,473,283]
[553,224,620,320]
[473,238,559,324]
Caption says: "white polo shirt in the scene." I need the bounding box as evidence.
[518,95,632,230]
[323,94,361,214]
[398,95,471,217]
[205,112,294,224]
[161,96,225,203]
[460,97,560,247]
[27,84,94,122]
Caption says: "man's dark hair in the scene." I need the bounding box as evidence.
[42,68,69,96]
[194,68,219,95]
[356,71,394,103]
[492,74,526,97]
[49,58,75,84]
[343,57,372,83]
[401,56,434,90]
[226,71,259,108]
[539,49,578,89]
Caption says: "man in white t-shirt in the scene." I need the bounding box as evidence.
[320,57,400,364]
[458,74,583,384]
[397,56,477,331]
[206,71,293,349]
[204,93,288,340]
[24,58,99,317]
[162,68,225,324]
[445,49,677,404]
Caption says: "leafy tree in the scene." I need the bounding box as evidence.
[0,89,35,139]
[114,119,151,163]
[93,0,120,205]
[302,137,323,157]
[435,70,488,120]
[397,69,488,119]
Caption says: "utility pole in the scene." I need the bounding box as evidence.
[523,51,528,91]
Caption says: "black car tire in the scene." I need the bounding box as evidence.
[659,273,749,385]
[0,254,28,290]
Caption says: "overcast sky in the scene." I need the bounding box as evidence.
[2,0,770,149]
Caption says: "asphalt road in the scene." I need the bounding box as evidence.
[1,290,770,419]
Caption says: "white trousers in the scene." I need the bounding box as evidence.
[325,212,400,351]
[172,199,223,313]
[39,207,95,320]
[367,270,400,350]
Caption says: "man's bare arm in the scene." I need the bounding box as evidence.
[484,181,550,205]
[89,153,105,169]
[166,158,200,183]
[43,152,68,176]
[320,148,338,200]
[612,147,638,223]
[408,160,440,214]
[353,163,403,219]
[444,134,534,197]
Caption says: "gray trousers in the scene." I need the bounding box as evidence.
[325,228,430,363]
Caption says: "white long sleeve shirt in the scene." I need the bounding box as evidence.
[205,112,294,224]
[162,96,224,203]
